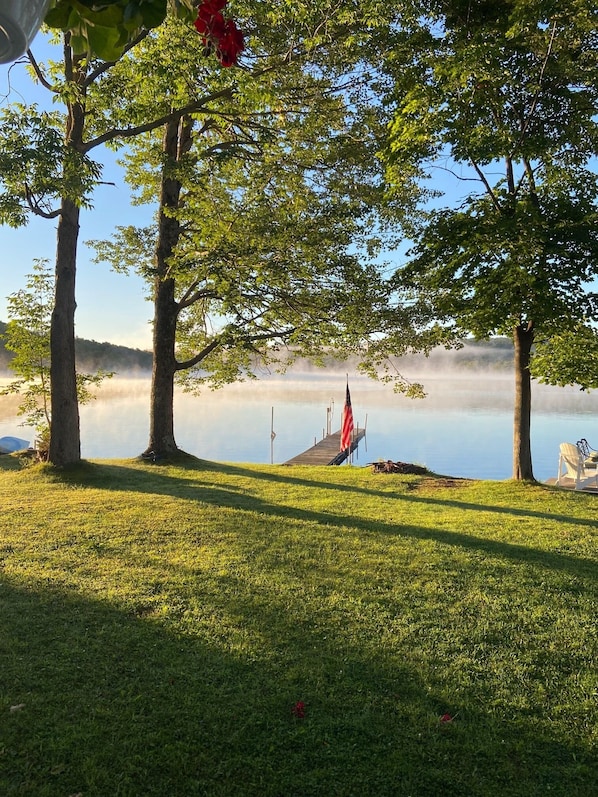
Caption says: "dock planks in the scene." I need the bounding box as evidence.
[544,476,598,493]
[283,428,366,466]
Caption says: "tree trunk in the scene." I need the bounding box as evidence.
[512,322,535,480]
[143,118,192,458]
[48,200,81,466]
[48,47,86,467]
[144,275,179,457]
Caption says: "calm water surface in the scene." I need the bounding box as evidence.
[1,370,597,482]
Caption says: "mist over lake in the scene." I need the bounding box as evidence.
[2,364,596,483]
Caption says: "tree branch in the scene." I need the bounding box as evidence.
[175,324,298,371]
[82,86,238,152]
[82,58,283,153]
[467,155,503,212]
[25,185,61,219]
[511,20,557,156]
[26,50,56,92]
[83,30,151,87]
[176,337,221,370]
[522,156,539,206]
[63,32,74,83]
[178,284,220,310]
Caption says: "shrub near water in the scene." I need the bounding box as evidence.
[0,457,596,796]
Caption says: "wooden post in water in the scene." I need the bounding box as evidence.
[270,406,276,464]
[326,398,334,436]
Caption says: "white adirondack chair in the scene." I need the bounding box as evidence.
[557,443,598,490]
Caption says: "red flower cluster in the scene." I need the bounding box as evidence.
[194,0,244,67]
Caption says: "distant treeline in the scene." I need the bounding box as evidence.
[1,321,513,376]
[0,321,153,375]
[437,337,514,369]
[288,338,515,373]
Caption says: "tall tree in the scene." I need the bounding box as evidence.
[383,0,598,480]
[1,0,418,466]
[1,259,109,457]
[0,2,242,465]
[89,9,422,459]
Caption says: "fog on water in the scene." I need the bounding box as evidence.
[2,348,596,483]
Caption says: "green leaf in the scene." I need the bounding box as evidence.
[69,33,88,54]
[123,2,143,29]
[86,24,126,60]
[44,4,73,29]
[77,4,125,27]
[137,0,167,29]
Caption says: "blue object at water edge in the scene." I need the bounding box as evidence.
[0,435,30,454]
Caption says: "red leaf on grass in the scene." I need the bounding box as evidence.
[292,701,305,718]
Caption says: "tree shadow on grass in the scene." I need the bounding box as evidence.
[78,456,598,529]
[0,576,595,797]
[0,455,24,472]
[58,461,598,581]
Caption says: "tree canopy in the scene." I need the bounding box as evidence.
[0,0,422,463]
[383,0,598,479]
[85,6,424,457]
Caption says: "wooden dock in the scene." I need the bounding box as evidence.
[544,477,598,493]
[284,428,366,466]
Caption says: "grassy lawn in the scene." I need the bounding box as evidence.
[0,455,596,796]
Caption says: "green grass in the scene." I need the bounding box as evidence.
[0,455,596,796]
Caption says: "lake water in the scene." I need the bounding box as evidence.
[1,370,597,482]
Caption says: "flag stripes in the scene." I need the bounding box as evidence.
[340,382,354,452]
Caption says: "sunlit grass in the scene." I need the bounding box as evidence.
[0,456,596,796]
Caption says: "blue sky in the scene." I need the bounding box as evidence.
[0,34,155,350]
[0,173,155,349]
[2,27,597,354]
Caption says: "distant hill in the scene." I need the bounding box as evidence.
[74,338,153,374]
[288,337,514,373]
[438,337,514,369]
[0,321,152,375]
[1,320,514,377]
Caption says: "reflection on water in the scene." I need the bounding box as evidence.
[1,371,597,482]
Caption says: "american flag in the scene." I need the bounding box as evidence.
[340,382,354,452]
